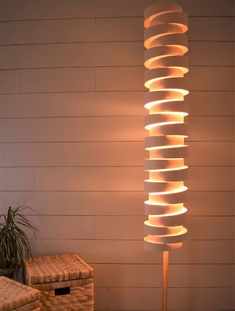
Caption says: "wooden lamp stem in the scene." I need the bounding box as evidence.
[162,251,169,311]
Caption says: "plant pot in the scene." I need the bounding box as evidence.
[0,268,16,279]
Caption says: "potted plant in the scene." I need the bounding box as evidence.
[0,206,37,278]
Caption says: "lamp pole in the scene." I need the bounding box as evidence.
[162,251,169,311]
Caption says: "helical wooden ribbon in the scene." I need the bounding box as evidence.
[144,1,189,252]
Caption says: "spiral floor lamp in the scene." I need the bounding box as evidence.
[143,1,189,310]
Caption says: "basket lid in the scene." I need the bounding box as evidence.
[24,253,94,284]
[0,276,40,311]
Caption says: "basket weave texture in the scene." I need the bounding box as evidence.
[24,254,94,311]
[0,276,40,311]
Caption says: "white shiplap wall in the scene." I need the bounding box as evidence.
[0,0,234,310]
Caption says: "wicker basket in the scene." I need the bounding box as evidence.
[24,254,94,311]
[0,276,40,311]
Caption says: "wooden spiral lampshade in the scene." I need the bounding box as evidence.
[143,1,189,310]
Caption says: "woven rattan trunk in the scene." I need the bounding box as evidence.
[24,254,94,311]
[0,276,40,311]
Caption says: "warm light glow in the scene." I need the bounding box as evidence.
[144,1,189,252]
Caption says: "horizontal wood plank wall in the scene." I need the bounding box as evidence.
[0,0,234,310]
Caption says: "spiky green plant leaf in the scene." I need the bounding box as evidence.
[0,206,38,270]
